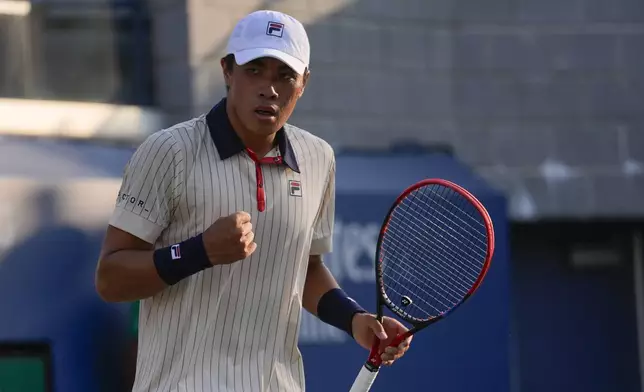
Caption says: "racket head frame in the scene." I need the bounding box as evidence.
[365,178,496,370]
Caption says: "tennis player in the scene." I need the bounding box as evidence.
[95,9,412,392]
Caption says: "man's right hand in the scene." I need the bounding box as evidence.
[203,211,257,266]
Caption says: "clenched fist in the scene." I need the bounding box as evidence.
[203,211,257,265]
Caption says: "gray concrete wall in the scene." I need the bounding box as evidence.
[147,0,193,126]
[149,0,644,220]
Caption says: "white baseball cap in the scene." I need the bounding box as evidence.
[225,10,310,75]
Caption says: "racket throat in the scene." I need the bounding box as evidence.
[364,361,380,372]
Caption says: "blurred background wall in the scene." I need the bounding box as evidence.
[0,0,643,391]
[156,0,644,219]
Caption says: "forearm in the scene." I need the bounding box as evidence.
[303,255,366,336]
[302,255,340,316]
[96,249,167,303]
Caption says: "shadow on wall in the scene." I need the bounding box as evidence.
[0,187,131,392]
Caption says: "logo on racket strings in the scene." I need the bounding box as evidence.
[401,295,412,307]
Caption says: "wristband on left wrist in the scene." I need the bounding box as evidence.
[316,287,367,337]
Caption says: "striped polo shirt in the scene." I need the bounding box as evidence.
[109,98,336,392]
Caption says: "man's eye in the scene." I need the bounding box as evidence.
[246,68,259,74]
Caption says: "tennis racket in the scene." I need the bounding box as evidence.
[348,178,495,392]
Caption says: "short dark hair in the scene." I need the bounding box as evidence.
[223,54,235,72]
[223,54,235,92]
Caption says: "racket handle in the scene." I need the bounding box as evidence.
[349,364,379,392]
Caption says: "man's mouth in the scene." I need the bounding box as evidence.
[254,106,278,117]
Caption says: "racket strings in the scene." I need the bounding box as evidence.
[388,193,486,270]
[382,226,481,319]
[405,185,487,300]
[383,197,484,295]
[379,184,489,322]
[402,185,485,291]
[382,255,469,308]
[381,229,474,302]
[422,188,489,250]
[396,191,488,256]
[382,268,449,317]
[424,186,487,229]
[385,213,481,282]
[381,220,474,318]
[386,210,482,301]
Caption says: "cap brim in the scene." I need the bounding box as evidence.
[233,48,307,75]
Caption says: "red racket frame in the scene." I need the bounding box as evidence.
[363,178,495,371]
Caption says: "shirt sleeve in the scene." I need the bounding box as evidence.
[310,155,335,255]
[109,131,184,244]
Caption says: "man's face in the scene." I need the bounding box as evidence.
[223,56,309,136]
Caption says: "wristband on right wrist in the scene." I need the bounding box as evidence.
[153,234,212,286]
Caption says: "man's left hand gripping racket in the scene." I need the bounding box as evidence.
[349,178,495,392]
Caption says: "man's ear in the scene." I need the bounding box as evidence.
[298,69,310,98]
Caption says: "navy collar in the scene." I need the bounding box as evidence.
[205,98,300,173]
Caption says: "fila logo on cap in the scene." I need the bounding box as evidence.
[170,244,181,260]
[266,21,284,37]
[288,180,302,197]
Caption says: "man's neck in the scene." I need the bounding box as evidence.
[226,101,276,158]
[239,133,276,158]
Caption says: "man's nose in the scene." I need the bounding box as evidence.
[258,83,278,100]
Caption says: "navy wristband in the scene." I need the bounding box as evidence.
[153,234,212,286]
[317,288,367,337]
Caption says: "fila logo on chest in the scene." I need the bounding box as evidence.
[288,180,302,197]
